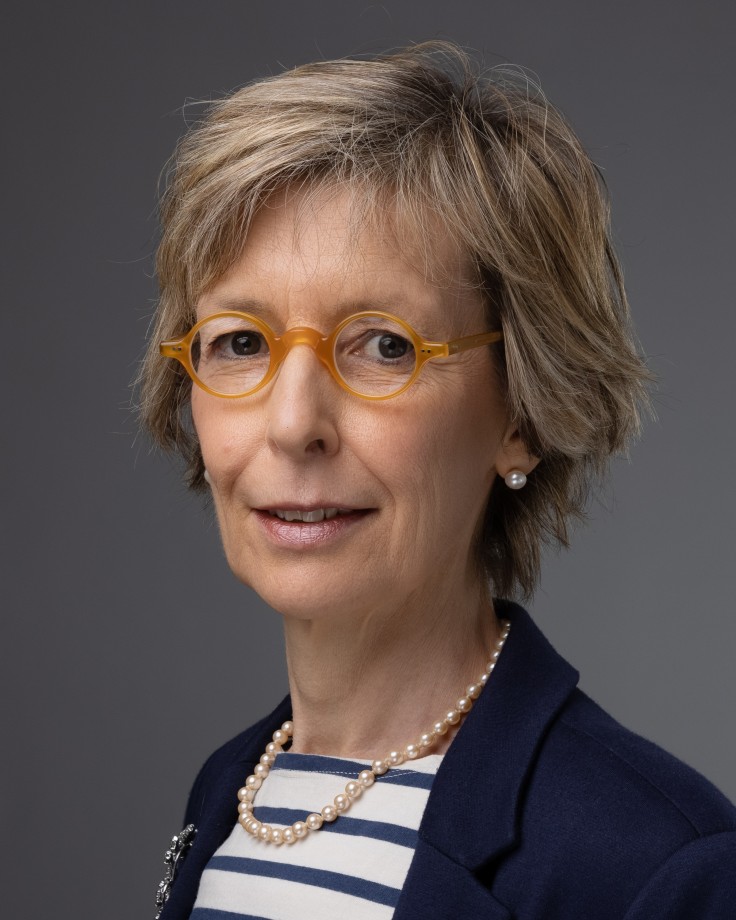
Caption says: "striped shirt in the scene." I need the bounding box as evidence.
[190,750,443,919]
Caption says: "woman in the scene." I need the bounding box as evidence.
[141,43,736,919]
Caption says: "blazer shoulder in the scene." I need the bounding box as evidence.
[553,688,736,838]
[489,688,736,918]
[622,830,736,919]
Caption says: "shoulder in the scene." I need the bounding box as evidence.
[495,687,736,917]
[549,688,736,838]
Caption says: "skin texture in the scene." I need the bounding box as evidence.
[192,185,538,757]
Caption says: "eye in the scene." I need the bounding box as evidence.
[367,332,410,361]
[226,330,265,357]
[337,317,415,365]
[200,327,269,360]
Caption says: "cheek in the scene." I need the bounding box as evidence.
[368,386,502,516]
[191,392,260,484]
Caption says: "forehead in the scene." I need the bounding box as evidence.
[196,183,484,329]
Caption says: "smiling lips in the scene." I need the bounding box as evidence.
[256,505,370,548]
[267,508,354,523]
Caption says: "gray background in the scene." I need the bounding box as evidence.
[2,1,734,917]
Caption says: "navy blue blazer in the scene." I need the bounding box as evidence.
[157,602,736,918]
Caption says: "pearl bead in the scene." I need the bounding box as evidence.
[238,813,250,826]
[238,801,253,814]
[405,743,420,759]
[266,742,282,755]
[258,824,271,840]
[505,470,527,489]
[321,805,337,822]
[272,729,289,745]
[281,721,294,734]
[244,788,256,801]
[247,818,260,835]
[245,775,262,790]
[467,683,481,699]
[345,781,362,798]
[495,638,505,650]
[334,793,350,813]
[388,750,404,766]
[447,710,462,725]
[419,731,435,749]
[270,828,284,845]
[485,661,496,675]
[261,753,274,766]
[372,759,389,775]
[480,673,489,685]
[254,763,269,778]
[456,697,472,713]
[433,720,449,735]
[358,770,375,787]
[237,786,250,801]
[491,649,501,661]
[292,821,308,838]
[306,813,323,830]
[282,827,296,844]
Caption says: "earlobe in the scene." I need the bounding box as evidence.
[496,426,541,485]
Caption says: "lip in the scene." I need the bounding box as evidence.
[253,508,373,549]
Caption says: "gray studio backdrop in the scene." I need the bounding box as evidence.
[2,2,734,918]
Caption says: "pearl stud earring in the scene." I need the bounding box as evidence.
[504,470,527,490]
[203,469,212,485]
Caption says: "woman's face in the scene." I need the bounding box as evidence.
[192,186,525,622]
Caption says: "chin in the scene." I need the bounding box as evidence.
[226,554,361,622]
[259,586,360,622]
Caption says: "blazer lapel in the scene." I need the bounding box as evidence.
[393,838,513,920]
[395,601,580,917]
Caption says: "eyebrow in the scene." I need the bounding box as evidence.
[199,295,273,318]
[198,293,443,331]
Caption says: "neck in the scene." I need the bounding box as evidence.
[282,577,500,759]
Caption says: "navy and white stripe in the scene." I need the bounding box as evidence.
[190,751,443,919]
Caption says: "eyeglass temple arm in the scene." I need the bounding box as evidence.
[160,338,198,379]
[160,338,189,359]
[444,330,504,356]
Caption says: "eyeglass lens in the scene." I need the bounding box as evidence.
[191,314,417,397]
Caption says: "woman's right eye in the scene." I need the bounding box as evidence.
[209,329,268,358]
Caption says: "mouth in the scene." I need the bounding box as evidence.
[255,505,372,549]
[265,507,356,523]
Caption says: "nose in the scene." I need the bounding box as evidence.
[264,341,340,459]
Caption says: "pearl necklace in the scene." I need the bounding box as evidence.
[237,619,511,845]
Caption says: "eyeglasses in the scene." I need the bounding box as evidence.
[160,310,503,401]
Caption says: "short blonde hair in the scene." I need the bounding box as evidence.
[140,42,651,599]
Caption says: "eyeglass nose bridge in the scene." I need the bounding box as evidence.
[269,325,336,379]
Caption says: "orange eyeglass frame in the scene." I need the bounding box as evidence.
[160,310,504,401]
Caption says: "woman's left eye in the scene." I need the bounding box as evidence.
[364,332,411,361]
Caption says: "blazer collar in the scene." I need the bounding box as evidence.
[418,599,579,870]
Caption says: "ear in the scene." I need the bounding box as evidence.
[494,425,541,481]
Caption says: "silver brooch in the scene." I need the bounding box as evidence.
[154,823,197,919]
